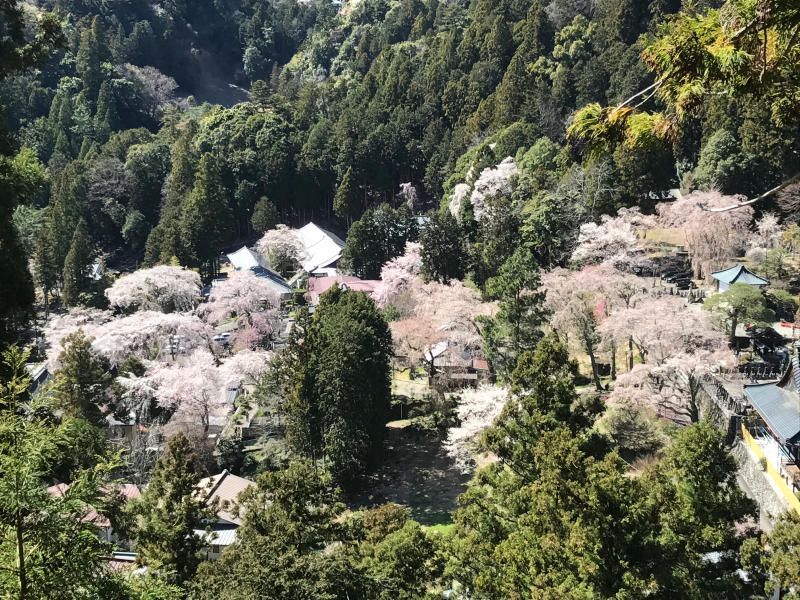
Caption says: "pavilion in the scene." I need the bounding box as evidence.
[711,264,769,292]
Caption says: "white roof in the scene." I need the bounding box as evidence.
[424,341,448,362]
[194,526,238,547]
[227,247,268,271]
[296,222,345,272]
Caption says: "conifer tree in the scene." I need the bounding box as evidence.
[145,121,197,266]
[333,167,361,221]
[180,153,233,276]
[129,432,216,585]
[52,329,111,427]
[94,81,119,142]
[48,161,87,271]
[76,17,104,102]
[249,79,270,106]
[285,287,392,489]
[250,196,278,234]
[0,346,122,599]
[32,227,57,317]
[61,218,93,307]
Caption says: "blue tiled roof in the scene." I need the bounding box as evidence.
[711,264,769,286]
[744,354,800,444]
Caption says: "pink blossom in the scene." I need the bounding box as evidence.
[105,266,201,313]
[657,191,753,278]
[119,349,272,429]
[255,224,304,272]
[44,309,213,368]
[373,242,422,308]
[390,277,497,368]
[571,208,653,272]
[444,385,508,473]
[198,270,280,350]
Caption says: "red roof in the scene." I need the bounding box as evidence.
[472,358,490,371]
[306,276,380,304]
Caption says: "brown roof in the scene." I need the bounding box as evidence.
[472,358,490,371]
[195,470,255,525]
[47,483,141,528]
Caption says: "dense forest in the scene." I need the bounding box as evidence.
[3,0,800,598]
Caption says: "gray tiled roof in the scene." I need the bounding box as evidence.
[711,264,769,286]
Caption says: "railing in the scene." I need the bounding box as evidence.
[699,375,748,415]
[741,424,800,513]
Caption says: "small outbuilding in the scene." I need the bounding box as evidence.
[711,264,769,292]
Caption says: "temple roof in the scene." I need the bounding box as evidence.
[711,264,769,286]
[744,354,800,445]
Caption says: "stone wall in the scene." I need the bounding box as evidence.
[697,382,793,530]
[732,439,791,529]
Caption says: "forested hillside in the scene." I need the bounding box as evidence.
[4,0,800,598]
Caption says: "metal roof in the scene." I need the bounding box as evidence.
[227,246,268,271]
[249,266,293,295]
[296,222,345,272]
[195,526,238,547]
[744,355,800,444]
[711,264,769,286]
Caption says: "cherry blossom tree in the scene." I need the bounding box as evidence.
[657,191,753,278]
[373,242,422,308]
[444,385,508,473]
[43,308,113,369]
[105,266,201,313]
[398,182,419,211]
[118,349,272,430]
[448,157,518,221]
[198,270,280,350]
[542,267,608,390]
[571,208,655,272]
[600,295,734,423]
[45,309,213,368]
[749,212,782,250]
[255,225,304,276]
[389,278,496,372]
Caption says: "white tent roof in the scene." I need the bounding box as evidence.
[227,247,268,271]
[296,223,345,273]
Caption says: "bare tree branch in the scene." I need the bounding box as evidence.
[698,173,800,212]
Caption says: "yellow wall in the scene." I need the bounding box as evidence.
[741,425,800,513]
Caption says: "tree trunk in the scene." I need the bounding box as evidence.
[17,511,26,600]
[730,311,739,347]
[588,351,602,391]
[610,341,616,381]
[628,336,634,371]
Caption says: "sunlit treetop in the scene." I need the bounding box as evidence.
[569,0,800,159]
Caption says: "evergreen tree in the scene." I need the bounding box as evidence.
[48,161,88,271]
[180,153,233,276]
[248,79,270,106]
[703,282,775,346]
[129,433,216,585]
[0,167,34,347]
[340,204,418,279]
[94,81,119,142]
[480,246,547,374]
[420,210,466,283]
[190,461,367,599]
[32,226,57,316]
[0,346,123,599]
[285,287,392,489]
[61,218,93,307]
[52,329,112,427]
[333,167,361,221]
[75,17,104,102]
[250,196,278,234]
